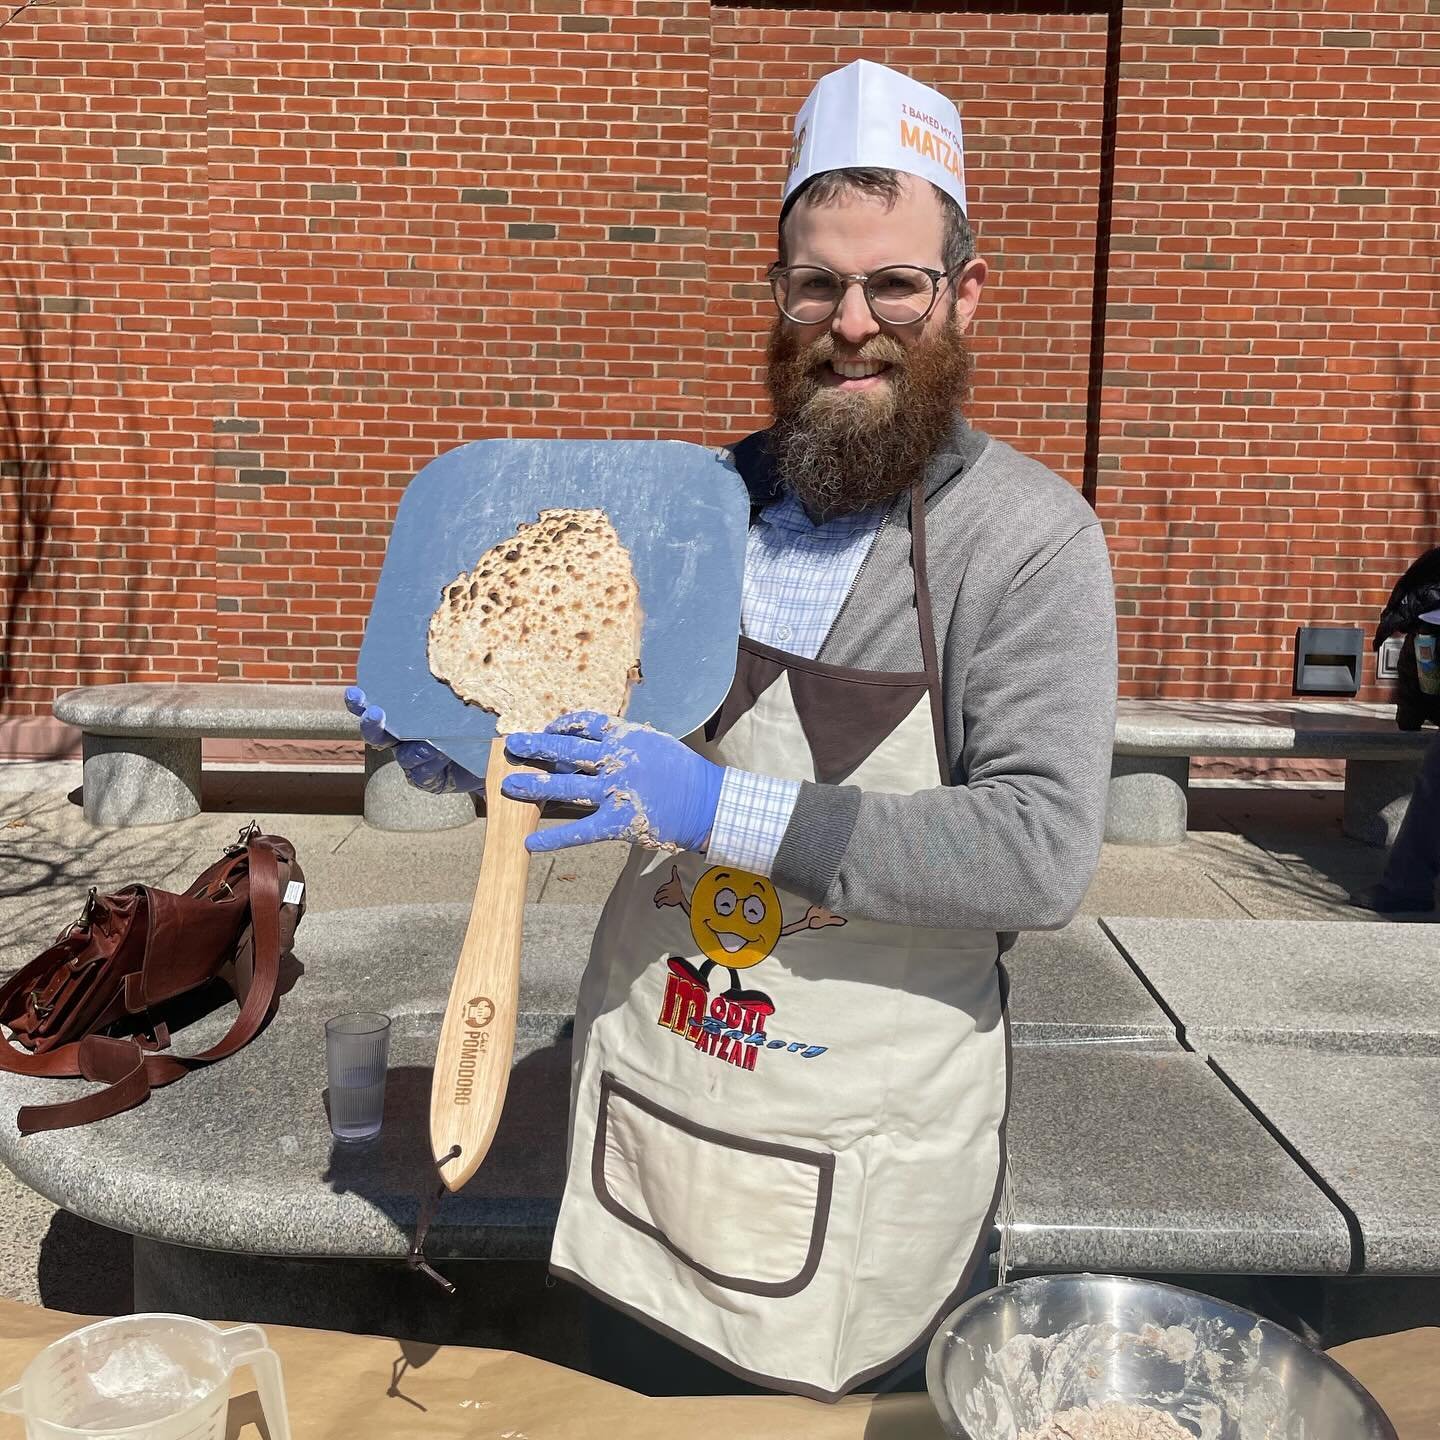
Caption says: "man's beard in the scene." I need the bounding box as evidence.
[765,312,974,520]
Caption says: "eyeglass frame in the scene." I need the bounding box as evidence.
[766,262,965,327]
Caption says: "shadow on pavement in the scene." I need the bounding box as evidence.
[1188,785,1436,919]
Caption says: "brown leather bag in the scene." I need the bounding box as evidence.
[0,824,305,1133]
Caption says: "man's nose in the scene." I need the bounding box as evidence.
[830,281,878,346]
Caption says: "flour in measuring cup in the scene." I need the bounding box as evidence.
[76,1338,217,1424]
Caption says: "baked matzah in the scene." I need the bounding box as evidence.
[427,507,642,733]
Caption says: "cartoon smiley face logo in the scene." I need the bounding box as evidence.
[464,996,495,1030]
[787,123,807,177]
[689,869,782,972]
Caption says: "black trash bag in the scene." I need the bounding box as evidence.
[1375,545,1440,649]
[1375,547,1440,730]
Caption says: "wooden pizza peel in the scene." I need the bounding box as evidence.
[357,439,748,1191]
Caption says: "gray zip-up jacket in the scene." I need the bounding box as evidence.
[728,419,1118,937]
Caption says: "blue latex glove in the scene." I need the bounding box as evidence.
[501,711,723,855]
[343,686,485,795]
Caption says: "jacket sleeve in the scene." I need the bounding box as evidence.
[767,521,1118,931]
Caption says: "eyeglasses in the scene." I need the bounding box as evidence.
[767,263,960,326]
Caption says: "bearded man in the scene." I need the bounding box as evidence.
[348,62,1117,1400]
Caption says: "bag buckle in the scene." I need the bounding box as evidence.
[55,887,99,943]
[225,820,261,855]
[28,991,53,1019]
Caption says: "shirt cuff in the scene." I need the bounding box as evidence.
[705,768,802,877]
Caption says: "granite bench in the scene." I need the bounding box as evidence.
[1109,698,1432,847]
[59,685,1427,852]
[52,683,475,831]
[0,905,1380,1351]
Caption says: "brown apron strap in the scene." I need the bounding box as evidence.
[908,478,950,784]
[15,840,287,1135]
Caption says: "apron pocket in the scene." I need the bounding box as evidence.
[593,1071,834,1298]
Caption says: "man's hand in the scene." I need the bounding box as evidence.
[501,712,723,855]
[344,686,485,795]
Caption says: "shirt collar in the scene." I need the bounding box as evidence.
[757,488,888,536]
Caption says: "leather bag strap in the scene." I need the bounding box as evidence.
[0,941,94,1078]
[15,841,287,1135]
[151,837,284,1070]
[13,1036,152,1132]
[0,1036,88,1079]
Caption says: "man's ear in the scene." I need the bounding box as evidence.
[952,257,988,333]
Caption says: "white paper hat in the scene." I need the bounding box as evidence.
[782,60,967,217]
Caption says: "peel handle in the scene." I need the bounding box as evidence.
[429,740,542,1192]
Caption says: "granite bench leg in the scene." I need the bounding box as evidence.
[81,733,201,827]
[363,748,476,831]
[1343,756,1420,848]
[1106,754,1189,846]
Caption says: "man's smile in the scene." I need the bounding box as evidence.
[820,359,894,389]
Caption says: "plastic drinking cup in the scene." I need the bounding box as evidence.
[0,1312,291,1440]
[325,1011,391,1142]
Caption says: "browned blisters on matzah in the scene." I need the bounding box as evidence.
[427,508,642,733]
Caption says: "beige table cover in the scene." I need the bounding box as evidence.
[0,1299,944,1438]
[1327,1327,1440,1440]
[0,1300,1422,1438]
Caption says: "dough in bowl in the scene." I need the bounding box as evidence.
[1018,1402,1193,1439]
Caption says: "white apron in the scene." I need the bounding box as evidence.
[549,482,1009,1400]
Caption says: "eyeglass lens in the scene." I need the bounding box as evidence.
[772,266,936,324]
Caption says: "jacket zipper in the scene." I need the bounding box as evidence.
[815,501,895,661]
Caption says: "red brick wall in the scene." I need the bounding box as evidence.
[2,1,1436,741]
[2,3,213,724]
[205,0,713,693]
[1104,4,1439,699]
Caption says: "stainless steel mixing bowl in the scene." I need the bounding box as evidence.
[925,1273,1396,1439]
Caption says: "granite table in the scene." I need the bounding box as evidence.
[1002,1046,1352,1275]
[0,904,588,1263]
[0,903,591,1348]
[1002,920,1182,1050]
[1101,918,1440,1055]
[1209,1045,1440,1276]
[0,905,1365,1345]
[1101,916,1440,1282]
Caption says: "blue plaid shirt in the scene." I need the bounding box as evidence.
[705,491,887,875]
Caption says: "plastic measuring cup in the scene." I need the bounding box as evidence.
[0,1313,291,1440]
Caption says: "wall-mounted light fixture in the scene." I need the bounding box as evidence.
[1293,626,1364,696]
